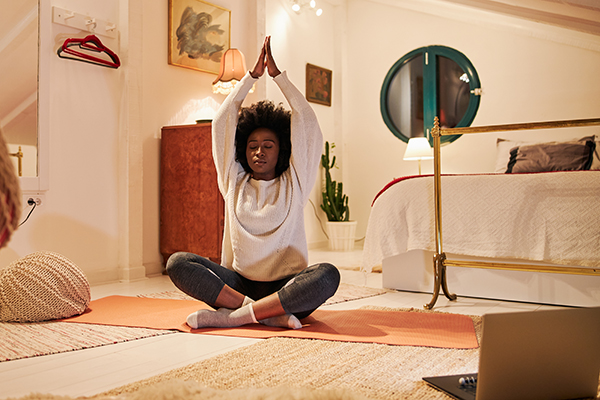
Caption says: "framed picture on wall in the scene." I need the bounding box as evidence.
[168,0,231,74]
[306,63,332,107]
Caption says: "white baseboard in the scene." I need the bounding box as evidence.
[85,268,121,286]
[118,264,148,282]
[143,261,164,277]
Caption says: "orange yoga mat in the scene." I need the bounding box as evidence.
[62,296,478,349]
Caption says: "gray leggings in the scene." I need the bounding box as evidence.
[166,252,340,320]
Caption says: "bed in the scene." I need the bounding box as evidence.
[363,117,600,308]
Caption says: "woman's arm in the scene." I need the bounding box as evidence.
[212,37,273,194]
[266,37,323,199]
[211,63,262,194]
[274,73,323,200]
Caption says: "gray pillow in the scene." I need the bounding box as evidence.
[506,136,595,173]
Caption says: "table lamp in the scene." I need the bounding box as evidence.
[403,137,433,175]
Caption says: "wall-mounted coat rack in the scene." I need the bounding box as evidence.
[52,6,117,39]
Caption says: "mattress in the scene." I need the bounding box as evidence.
[362,171,600,272]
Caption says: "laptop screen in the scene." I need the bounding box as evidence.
[424,307,600,400]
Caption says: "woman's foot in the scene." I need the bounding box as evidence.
[242,296,302,329]
[260,314,302,329]
[186,304,256,329]
[186,304,302,330]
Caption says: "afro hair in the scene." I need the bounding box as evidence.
[235,100,292,178]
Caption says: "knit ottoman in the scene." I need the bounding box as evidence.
[0,251,90,322]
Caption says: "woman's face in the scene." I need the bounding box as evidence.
[246,128,280,181]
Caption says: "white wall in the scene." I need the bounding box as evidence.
[343,0,600,240]
[0,0,122,283]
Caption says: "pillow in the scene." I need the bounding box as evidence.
[495,135,600,173]
[591,137,600,170]
[506,136,595,173]
[495,139,533,172]
[0,251,90,322]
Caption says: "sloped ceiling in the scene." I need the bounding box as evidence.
[422,0,600,36]
[1,0,598,132]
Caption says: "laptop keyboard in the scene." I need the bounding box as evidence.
[460,384,477,395]
[459,376,478,395]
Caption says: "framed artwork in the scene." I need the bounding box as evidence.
[306,63,332,106]
[168,0,231,74]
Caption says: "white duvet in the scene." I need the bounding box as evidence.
[362,171,600,272]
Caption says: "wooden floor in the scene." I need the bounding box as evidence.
[0,247,566,399]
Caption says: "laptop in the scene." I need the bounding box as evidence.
[423,307,600,400]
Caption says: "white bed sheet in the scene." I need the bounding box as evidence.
[362,171,600,272]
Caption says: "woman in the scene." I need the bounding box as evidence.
[166,37,340,329]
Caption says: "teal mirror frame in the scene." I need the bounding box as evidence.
[380,45,481,145]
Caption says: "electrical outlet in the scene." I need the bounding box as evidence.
[22,194,45,207]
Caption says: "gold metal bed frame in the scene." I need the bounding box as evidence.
[425,117,600,309]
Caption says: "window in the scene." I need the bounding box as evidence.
[380,46,481,144]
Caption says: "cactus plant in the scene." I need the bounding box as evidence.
[320,141,349,222]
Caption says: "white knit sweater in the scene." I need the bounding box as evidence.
[212,71,323,281]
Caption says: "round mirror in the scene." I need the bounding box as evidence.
[380,45,481,144]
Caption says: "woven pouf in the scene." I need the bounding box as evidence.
[0,251,90,322]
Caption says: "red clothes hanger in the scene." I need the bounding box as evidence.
[57,35,120,69]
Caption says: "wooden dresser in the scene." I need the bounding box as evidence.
[160,123,224,266]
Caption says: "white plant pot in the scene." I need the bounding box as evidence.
[326,221,357,251]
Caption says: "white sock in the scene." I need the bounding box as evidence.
[186,303,257,329]
[242,296,302,330]
[261,313,302,329]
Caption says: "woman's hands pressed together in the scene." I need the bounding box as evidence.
[250,36,281,79]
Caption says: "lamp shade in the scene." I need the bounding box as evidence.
[212,48,250,95]
[403,137,433,161]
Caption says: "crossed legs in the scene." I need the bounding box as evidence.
[165,252,340,329]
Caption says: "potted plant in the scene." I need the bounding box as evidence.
[320,141,357,251]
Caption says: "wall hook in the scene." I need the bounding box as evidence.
[52,6,117,39]
[86,18,97,32]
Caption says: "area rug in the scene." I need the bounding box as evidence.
[0,283,386,363]
[14,380,373,400]
[140,282,389,306]
[0,322,171,362]
[93,309,484,400]
[326,282,388,304]
[62,296,478,349]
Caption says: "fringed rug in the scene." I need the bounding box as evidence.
[12,381,373,400]
[0,283,387,363]
[140,282,389,306]
[0,322,170,362]
[94,308,483,400]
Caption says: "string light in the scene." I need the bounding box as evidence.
[291,0,323,16]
